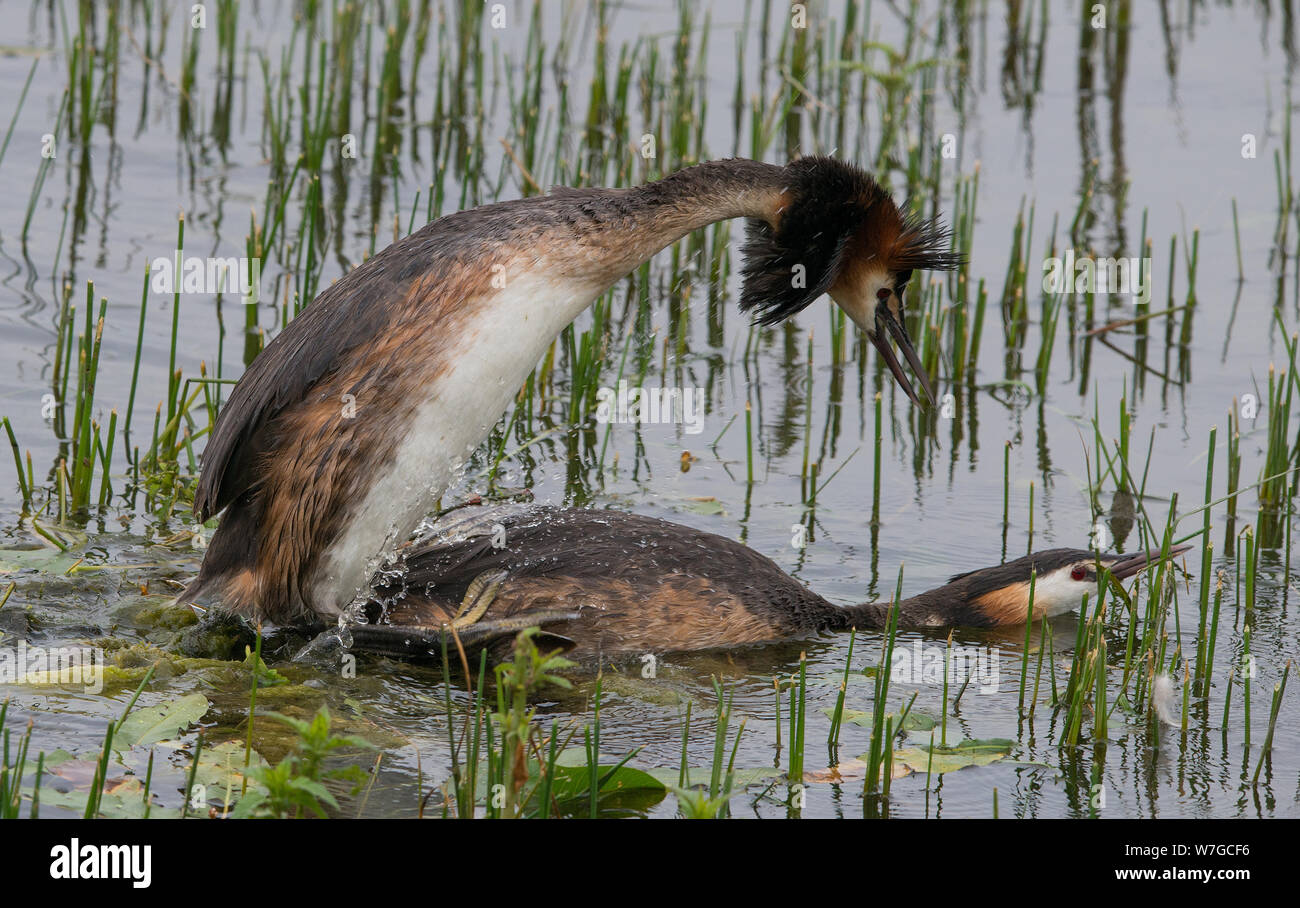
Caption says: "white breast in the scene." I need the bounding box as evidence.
[310,265,605,617]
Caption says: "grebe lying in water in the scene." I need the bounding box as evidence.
[346,505,1190,663]
[182,157,960,628]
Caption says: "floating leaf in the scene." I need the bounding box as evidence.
[804,757,911,783]
[45,758,126,789]
[0,547,86,575]
[36,777,180,819]
[809,667,879,686]
[114,693,210,751]
[474,747,668,815]
[544,747,666,802]
[191,740,264,795]
[823,707,937,731]
[891,737,1014,774]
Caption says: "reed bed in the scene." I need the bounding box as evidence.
[0,0,1295,821]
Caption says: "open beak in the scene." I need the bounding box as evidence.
[1105,543,1192,581]
[869,307,935,407]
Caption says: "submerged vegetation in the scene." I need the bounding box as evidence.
[0,0,1297,818]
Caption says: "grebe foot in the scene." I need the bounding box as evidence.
[451,569,509,629]
[346,609,582,660]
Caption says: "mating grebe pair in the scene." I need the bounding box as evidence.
[180,155,1176,660]
[184,157,954,627]
[348,503,1189,662]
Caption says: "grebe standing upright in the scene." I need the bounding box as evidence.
[185,157,961,627]
[348,504,1192,663]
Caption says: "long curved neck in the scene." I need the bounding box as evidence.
[634,158,789,235]
[549,159,789,288]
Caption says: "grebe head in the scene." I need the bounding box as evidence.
[948,544,1193,621]
[739,156,962,405]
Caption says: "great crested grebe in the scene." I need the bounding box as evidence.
[184,157,961,626]
[346,504,1191,663]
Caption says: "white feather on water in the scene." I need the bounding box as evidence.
[1151,673,1180,726]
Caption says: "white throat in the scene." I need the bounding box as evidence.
[1032,569,1089,617]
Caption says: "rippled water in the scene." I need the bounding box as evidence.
[0,0,1297,818]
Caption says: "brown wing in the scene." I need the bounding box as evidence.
[193,271,393,520]
[192,191,597,522]
[375,504,827,612]
[192,207,521,520]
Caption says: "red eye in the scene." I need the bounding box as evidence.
[876,288,892,302]
[1070,566,1087,581]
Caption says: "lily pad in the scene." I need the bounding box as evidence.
[681,497,725,516]
[824,707,938,732]
[468,747,668,814]
[803,757,911,784]
[809,667,879,686]
[191,740,265,797]
[0,547,88,575]
[44,757,125,790]
[891,737,1015,774]
[36,777,180,819]
[115,693,210,751]
[543,747,668,805]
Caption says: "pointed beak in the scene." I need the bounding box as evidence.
[1105,543,1192,580]
[870,305,935,406]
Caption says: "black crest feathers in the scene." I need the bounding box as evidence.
[739,157,882,325]
[891,210,965,273]
[739,156,961,325]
